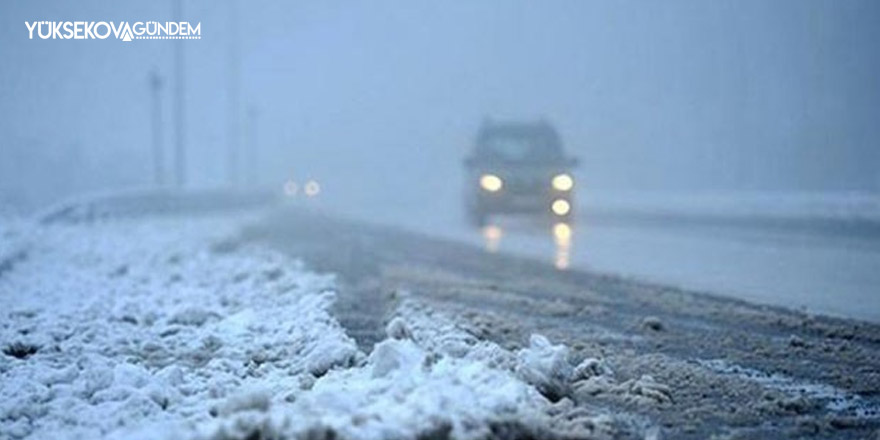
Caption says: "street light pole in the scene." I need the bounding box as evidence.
[227,0,241,187]
[149,70,165,186]
[245,105,259,187]
[173,0,187,188]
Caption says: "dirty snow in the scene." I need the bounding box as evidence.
[169,297,652,440]
[0,216,659,439]
[696,359,880,419]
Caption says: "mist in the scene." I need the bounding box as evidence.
[2,0,879,213]
[5,4,880,437]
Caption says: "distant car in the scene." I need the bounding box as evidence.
[463,120,578,226]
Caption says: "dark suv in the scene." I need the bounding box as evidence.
[463,120,578,226]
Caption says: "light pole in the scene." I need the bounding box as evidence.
[173,0,187,188]
[227,0,241,187]
[149,70,165,186]
[245,105,259,187]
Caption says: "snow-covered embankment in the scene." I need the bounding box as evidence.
[0,216,653,439]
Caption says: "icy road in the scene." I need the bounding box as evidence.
[245,206,880,439]
[324,191,880,323]
[1,205,879,439]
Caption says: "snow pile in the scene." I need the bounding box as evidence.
[0,216,658,439]
[166,298,648,440]
[516,334,575,402]
[185,338,542,440]
[0,217,358,439]
[387,300,671,410]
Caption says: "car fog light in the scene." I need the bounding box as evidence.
[551,199,571,216]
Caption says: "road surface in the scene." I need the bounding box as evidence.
[243,206,880,439]
[315,193,880,323]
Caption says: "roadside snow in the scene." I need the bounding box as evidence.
[182,338,545,440]
[0,217,31,274]
[696,359,879,419]
[0,216,654,439]
[167,297,638,440]
[0,217,358,439]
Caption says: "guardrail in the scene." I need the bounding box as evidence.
[0,188,280,279]
[37,187,279,225]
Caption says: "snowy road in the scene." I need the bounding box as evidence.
[2,205,880,439]
[318,193,880,323]
[0,211,670,439]
[246,206,880,439]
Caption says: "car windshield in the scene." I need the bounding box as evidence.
[485,137,534,161]
[478,134,563,162]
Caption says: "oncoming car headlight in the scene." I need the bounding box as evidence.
[551,173,574,191]
[480,174,503,192]
[304,180,320,197]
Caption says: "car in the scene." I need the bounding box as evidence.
[463,119,578,226]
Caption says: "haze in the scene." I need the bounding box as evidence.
[1,0,879,213]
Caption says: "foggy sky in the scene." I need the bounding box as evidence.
[2,0,879,210]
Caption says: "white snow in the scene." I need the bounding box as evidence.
[0,216,358,439]
[0,215,653,439]
[171,297,639,440]
[515,334,574,401]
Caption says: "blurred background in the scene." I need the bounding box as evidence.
[2,0,879,319]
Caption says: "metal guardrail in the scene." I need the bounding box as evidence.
[0,187,279,281]
[37,187,280,225]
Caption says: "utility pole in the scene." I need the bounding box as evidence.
[149,70,165,186]
[227,0,241,187]
[245,105,259,187]
[173,0,187,188]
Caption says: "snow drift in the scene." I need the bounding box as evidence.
[0,215,655,439]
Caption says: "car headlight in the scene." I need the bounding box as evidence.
[551,173,574,191]
[551,199,571,216]
[304,180,320,197]
[480,174,503,192]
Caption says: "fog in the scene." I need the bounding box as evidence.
[1,0,879,213]
[6,5,880,438]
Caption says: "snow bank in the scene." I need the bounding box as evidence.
[157,297,653,440]
[185,338,541,440]
[0,217,358,439]
[1,216,658,439]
